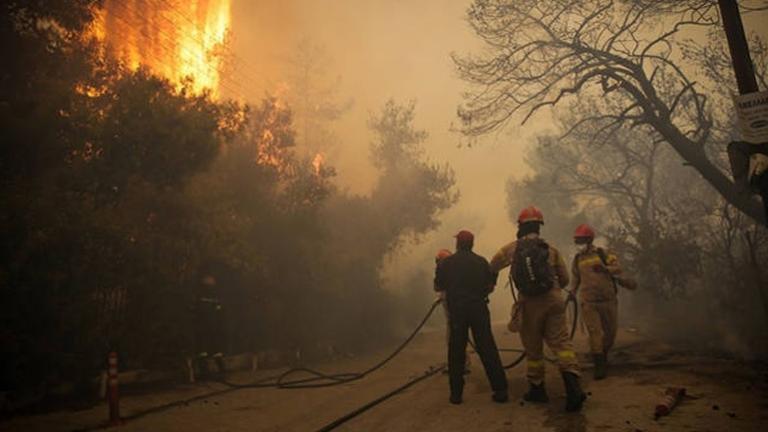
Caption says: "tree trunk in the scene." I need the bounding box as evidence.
[651,118,766,224]
[744,233,768,328]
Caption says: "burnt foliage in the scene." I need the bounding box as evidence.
[0,3,456,405]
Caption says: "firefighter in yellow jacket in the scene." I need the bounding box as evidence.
[490,206,585,412]
[571,223,623,380]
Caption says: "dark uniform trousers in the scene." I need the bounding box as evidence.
[447,300,507,396]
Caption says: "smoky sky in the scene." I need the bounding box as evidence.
[228,0,768,318]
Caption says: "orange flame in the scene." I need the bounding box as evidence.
[256,129,282,168]
[92,0,231,97]
[312,153,324,176]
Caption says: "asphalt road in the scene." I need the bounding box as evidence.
[5,320,768,432]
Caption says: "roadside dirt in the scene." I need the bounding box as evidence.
[4,320,767,432]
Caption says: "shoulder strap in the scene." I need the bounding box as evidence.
[508,241,519,303]
[571,253,581,292]
[507,271,518,303]
[595,247,608,265]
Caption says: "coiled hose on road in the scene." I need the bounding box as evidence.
[219,299,444,390]
[313,292,579,431]
[73,293,578,431]
[72,300,445,432]
[223,290,577,389]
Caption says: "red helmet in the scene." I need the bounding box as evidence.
[454,230,474,243]
[435,249,452,261]
[517,206,544,224]
[574,223,595,239]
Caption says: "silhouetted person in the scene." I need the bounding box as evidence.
[435,230,508,404]
[434,248,471,375]
[194,275,226,379]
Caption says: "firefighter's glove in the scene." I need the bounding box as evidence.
[436,291,446,303]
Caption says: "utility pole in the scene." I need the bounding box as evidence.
[718,0,759,94]
[718,0,768,226]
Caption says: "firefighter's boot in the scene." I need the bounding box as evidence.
[562,372,586,412]
[593,353,607,380]
[492,390,509,403]
[523,383,549,403]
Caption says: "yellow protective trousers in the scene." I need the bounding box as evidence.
[581,299,618,355]
[519,288,579,385]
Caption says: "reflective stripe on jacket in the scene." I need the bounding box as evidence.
[571,246,622,302]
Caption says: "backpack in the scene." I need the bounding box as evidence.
[512,237,554,296]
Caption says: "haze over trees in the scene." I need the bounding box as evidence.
[284,38,352,158]
[453,0,768,223]
[456,0,768,351]
[0,1,456,403]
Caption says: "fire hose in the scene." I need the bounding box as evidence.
[219,299,444,390]
[313,291,579,431]
[223,289,577,389]
[71,300,444,432]
[496,290,579,370]
[73,291,578,431]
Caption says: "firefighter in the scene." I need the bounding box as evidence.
[194,274,226,379]
[490,206,586,412]
[434,249,471,374]
[571,223,623,380]
[435,230,508,405]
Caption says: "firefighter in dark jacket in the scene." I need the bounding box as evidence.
[435,230,508,405]
[434,249,471,374]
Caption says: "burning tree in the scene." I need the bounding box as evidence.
[1,2,459,403]
[453,0,768,223]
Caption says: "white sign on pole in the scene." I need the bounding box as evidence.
[734,90,768,144]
